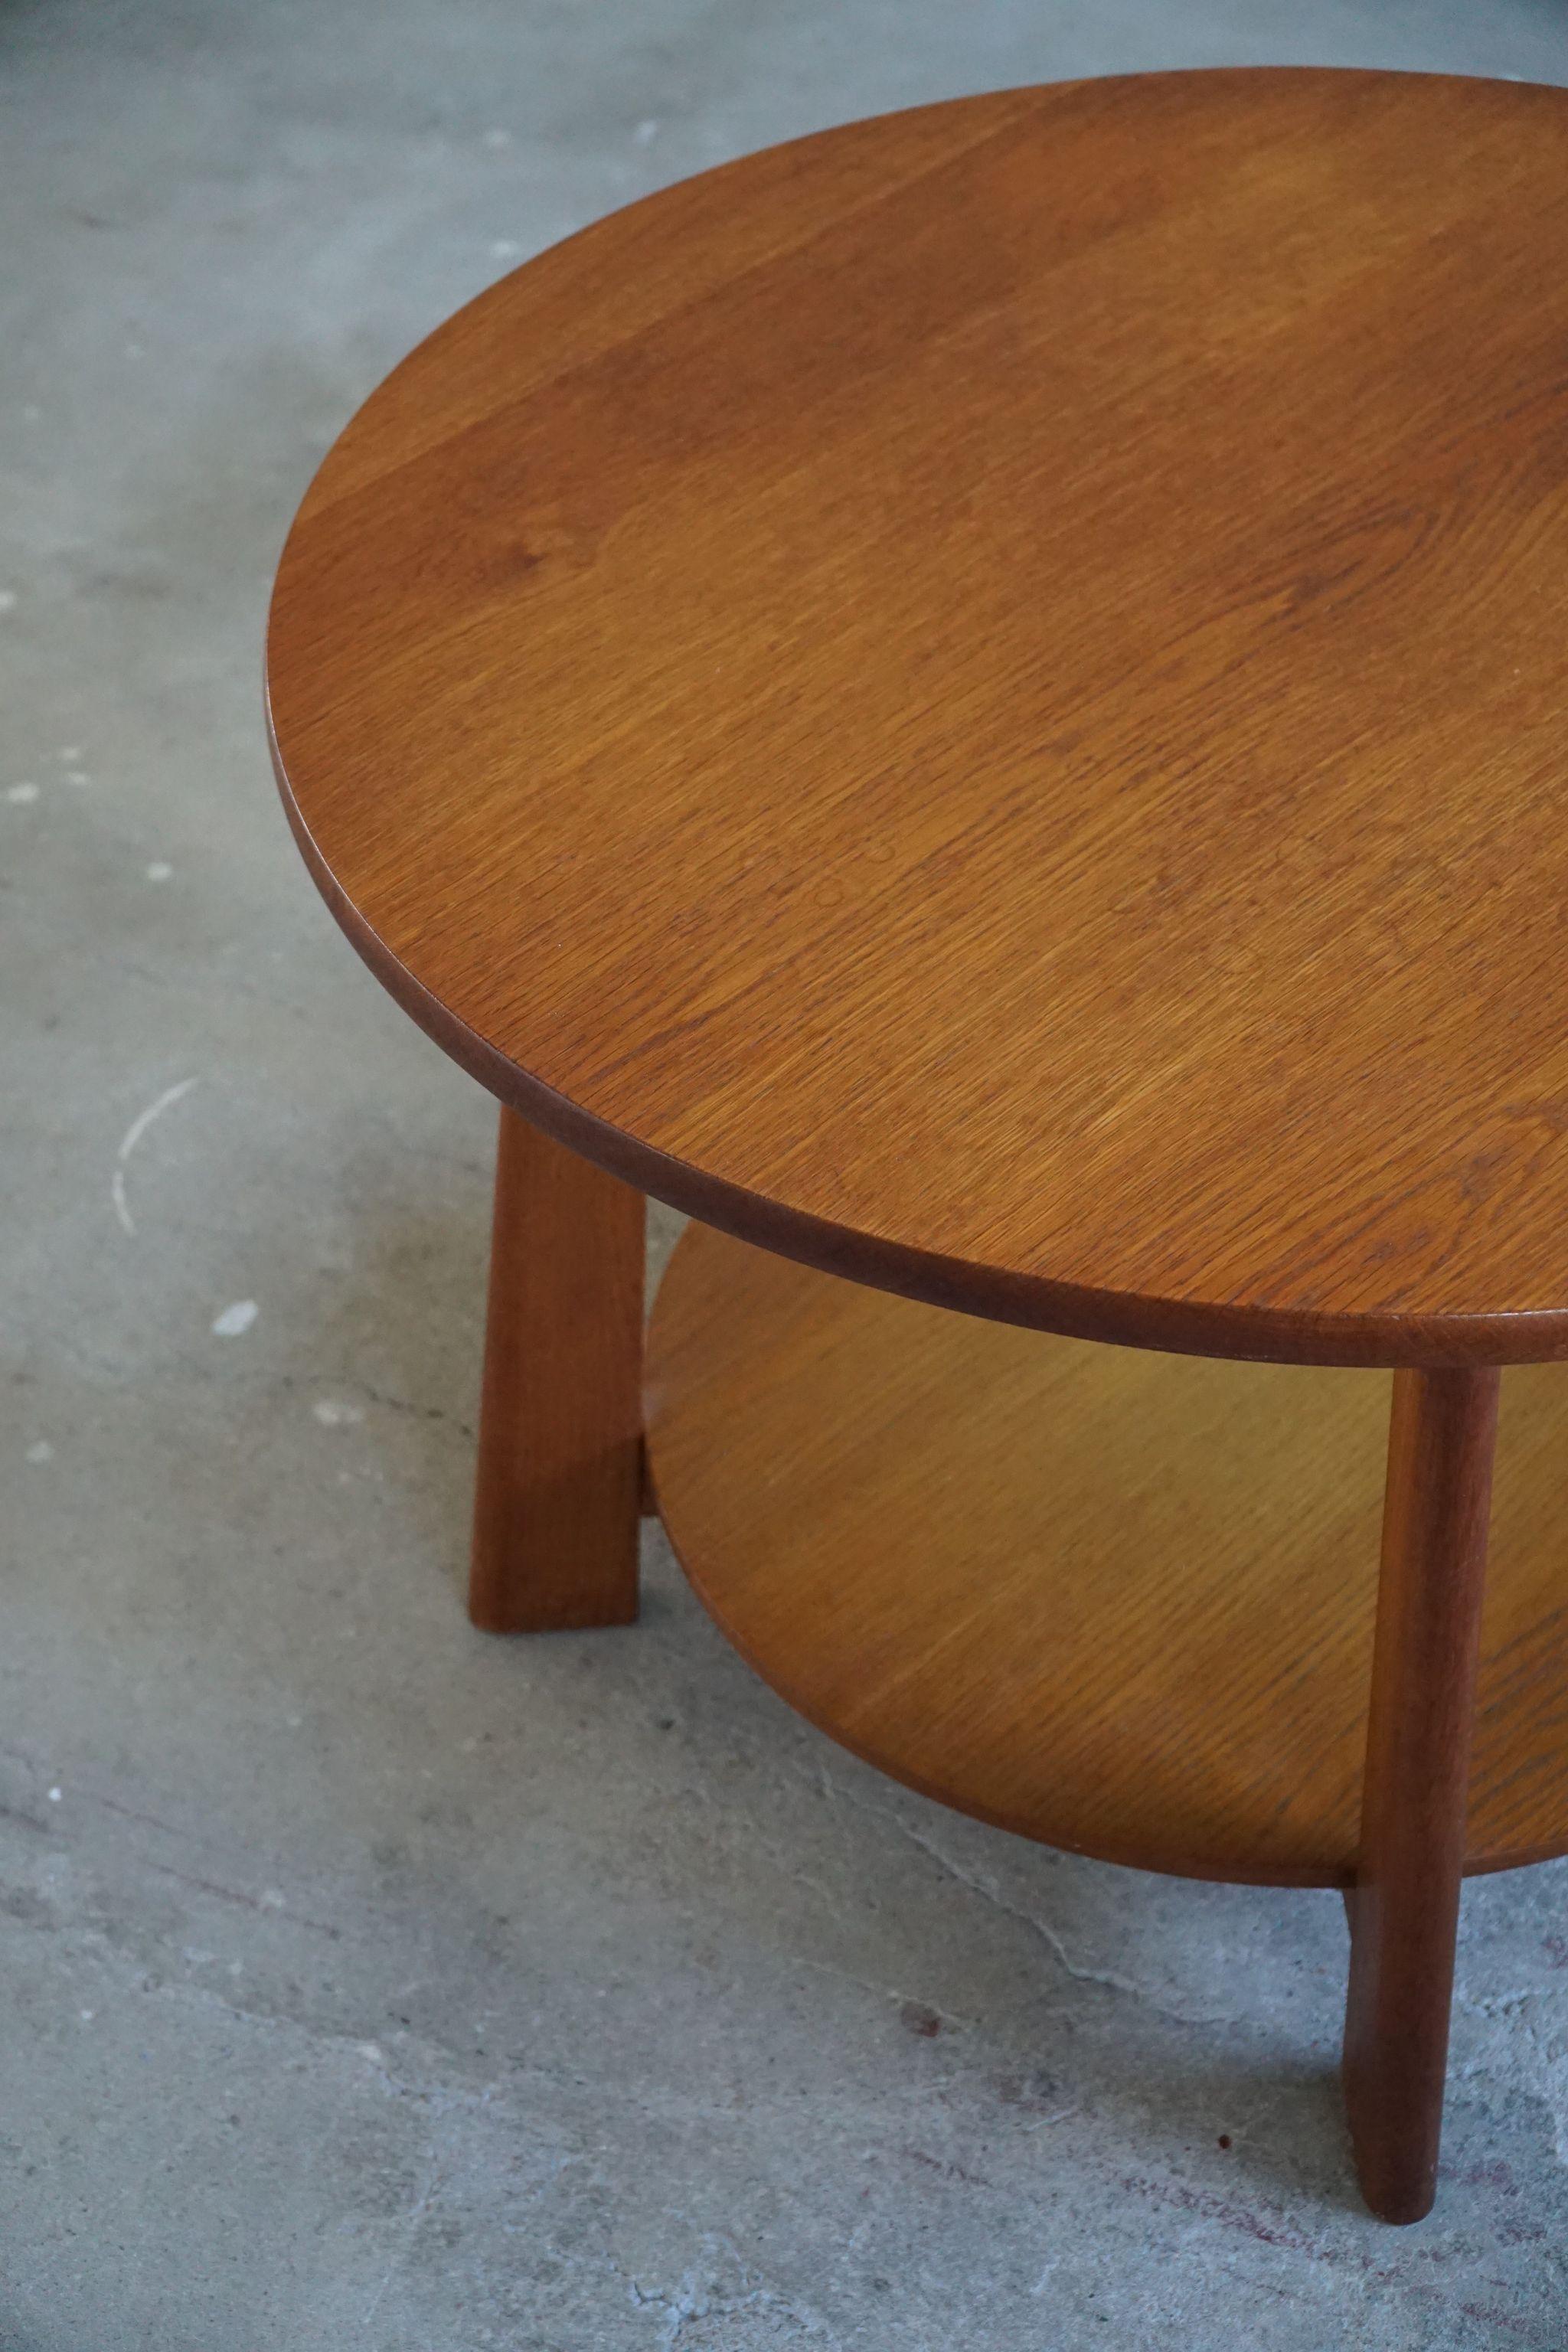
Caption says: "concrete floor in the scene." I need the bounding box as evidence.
[7,0,1568,2342]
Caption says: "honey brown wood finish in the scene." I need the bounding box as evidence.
[469,1108,644,1630]
[645,1224,1567,1888]
[268,68,1568,1369]
[266,67,1568,2223]
[1344,1369,1500,2224]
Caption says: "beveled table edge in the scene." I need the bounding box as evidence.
[266,674,1568,1372]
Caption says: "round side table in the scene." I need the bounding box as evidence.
[266,67,1568,2225]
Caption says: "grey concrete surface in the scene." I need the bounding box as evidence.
[5,0,1568,2343]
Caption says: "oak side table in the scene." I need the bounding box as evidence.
[266,68,1568,2225]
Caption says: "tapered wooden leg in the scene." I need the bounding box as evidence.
[469,1107,645,1632]
[1343,1367,1500,2223]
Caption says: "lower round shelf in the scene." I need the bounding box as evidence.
[644,1223,1568,1888]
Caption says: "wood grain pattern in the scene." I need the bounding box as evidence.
[469,1107,645,1631]
[1344,1369,1499,2223]
[269,68,1568,1367]
[645,1223,1568,1885]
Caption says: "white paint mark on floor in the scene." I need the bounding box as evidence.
[25,1439,54,1464]
[6,782,39,804]
[64,769,90,786]
[488,237,522,260]
[113,1075,199,1234]
[57,745,83,762]
[212,1299,258,1337]
[482,126,510,148]
[145,861,173,881]
[119,1077,198,1165]
[635,117,659,142]
[47,1788,62,1804]
[0,590,17,614]
[312,1397,364,1426]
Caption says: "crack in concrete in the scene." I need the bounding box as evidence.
[0,1749,351,1919]
[816,1773,1230,2027]
[139,1854,345,1939]
[789,1945,967,2035]
[624,2235,835,2349]
[361,2151,446,2330]
[93,1909,1091,2275]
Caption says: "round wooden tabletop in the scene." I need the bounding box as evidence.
[268,67,1568,1368]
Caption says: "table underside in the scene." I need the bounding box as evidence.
[645,1223,1568,1888]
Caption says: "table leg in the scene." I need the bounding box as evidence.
[1343,1366,1499,2223]
[469,1106,645,1632]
